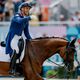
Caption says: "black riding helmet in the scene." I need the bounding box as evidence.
[19,2,32,10]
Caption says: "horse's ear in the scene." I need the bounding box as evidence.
[69,38,77,47]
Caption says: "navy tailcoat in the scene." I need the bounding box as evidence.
[6,13,32,55]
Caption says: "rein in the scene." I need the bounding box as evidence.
[48,45,75,72]
[47,58,69,72]
[48,46,70,72]
[48,58,64,67]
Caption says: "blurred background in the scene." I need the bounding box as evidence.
[0,0,80,79]
[1,0,80,21]
[0,0,80,39]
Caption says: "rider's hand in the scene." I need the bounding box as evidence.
[30,15,37,20]
[26,39,32,41]
[0,41,6,47]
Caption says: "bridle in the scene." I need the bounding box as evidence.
[61,45,78,74]
[64,46,75,62]
[48,45,76,72]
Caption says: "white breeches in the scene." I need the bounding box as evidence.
[11,35,22,54]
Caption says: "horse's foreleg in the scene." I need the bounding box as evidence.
[24,77,46,80]
[24,74,43,80]
[24,76,43,80]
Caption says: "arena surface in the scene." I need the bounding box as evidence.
[0,77,24,80]
[0,77,77,80]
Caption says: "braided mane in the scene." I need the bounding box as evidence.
[34,36,67,41]
[35,37,54,39]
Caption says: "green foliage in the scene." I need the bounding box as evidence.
[46,69,57,78]
[57,67,65,78]
[57,67,77,79]
[45,67,77,79]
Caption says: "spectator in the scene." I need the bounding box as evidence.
[72,11,80,21]
[29,2,40,26]
[0,0,5,21]
[4,0,14,21]
[66,17,78,41]
[41,6,49,21]
[59,14,67,26]
[38,7,43,21]
[59,14,65,21]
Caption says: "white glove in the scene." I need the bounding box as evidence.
[30,15,37,20]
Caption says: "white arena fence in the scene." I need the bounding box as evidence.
[0,77,24,80]
[0,78,77,80]
[0,21,80,41]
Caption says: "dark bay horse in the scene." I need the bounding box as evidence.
[21,37,76,80]
[0,37,76,80]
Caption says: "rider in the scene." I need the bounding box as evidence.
[5,1,35,75]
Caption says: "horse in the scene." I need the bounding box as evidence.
[0,37,76,80]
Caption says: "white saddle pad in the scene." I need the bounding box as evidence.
[0,45,25,63]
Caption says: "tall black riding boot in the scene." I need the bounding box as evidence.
[9,50,17,75]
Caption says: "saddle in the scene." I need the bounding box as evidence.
[17,37,24,59]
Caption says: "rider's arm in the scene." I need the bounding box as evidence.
[13,15,31,23]
[24,23,32,39]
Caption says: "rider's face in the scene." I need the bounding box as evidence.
[21,6,31,16]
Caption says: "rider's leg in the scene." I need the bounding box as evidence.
[9,35,22,75]
[9,50,17,74]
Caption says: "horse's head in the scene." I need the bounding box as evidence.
[64,38,76,71]
[60,38,76,71]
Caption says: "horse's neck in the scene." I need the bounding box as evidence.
[30,39,68,65]
[31,40,58,64]
[58,46,66,59]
